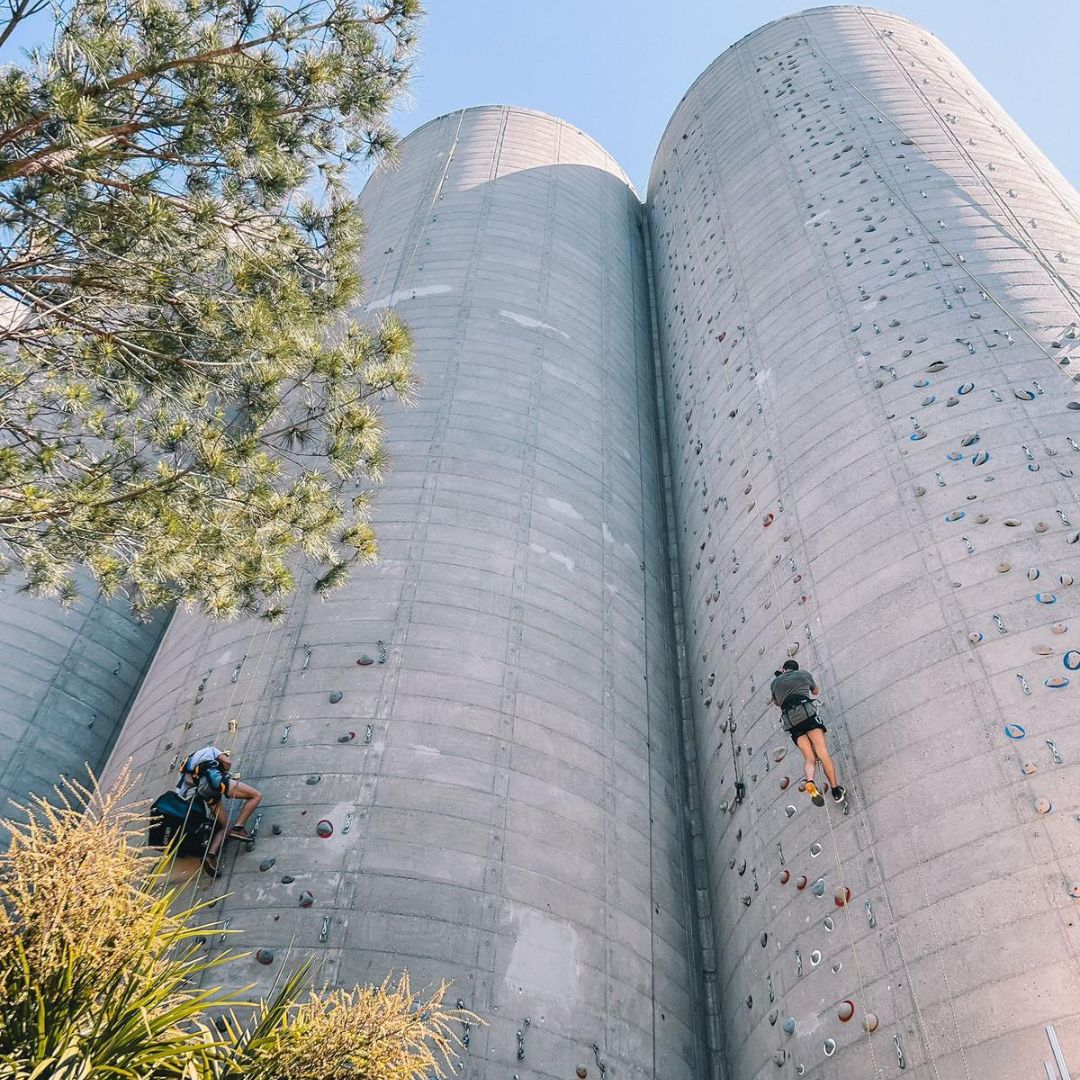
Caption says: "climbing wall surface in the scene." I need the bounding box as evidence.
[0,579,167,815]
[103,106,709,1080]
[648,6,1080,1079]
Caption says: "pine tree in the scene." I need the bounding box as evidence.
[0,0,420,617]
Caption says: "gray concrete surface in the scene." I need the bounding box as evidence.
[103,107,710,1080]
[0,577,167,817]
[649,6,1080,1079]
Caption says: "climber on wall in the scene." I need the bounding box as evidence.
[770,660,845,807]
[176,744,262,874]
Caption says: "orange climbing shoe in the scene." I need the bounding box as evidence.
[805,781,825,807]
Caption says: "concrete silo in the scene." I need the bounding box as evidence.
[0,582,167,814]
[648,6,1080,1078]
[104,106,712,1080]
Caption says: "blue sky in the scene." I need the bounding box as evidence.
[2,2,1075,198]
[394,1,1080,195]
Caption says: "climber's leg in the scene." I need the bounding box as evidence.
[224,779,262,839]
[795,732,824,805]
[807,727,840,793]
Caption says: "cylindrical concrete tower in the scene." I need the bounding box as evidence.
[0,580,167,814]
[105,107,709,1079]
[649,6,1080,1079]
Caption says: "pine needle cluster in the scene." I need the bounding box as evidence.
[0,0,421,616]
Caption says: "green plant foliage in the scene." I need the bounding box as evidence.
[0,0,420,616]
[0,773,476,1079]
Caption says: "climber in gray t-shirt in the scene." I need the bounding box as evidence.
[770,659,845,807]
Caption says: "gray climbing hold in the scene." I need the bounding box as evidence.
[1028,568,1040,581]
[337,731,356,743]
[926,361,948,372]
[259,858,276,872]
[256,948,274,965]
[306,774,321,785]
[812,878,825,897]
[329,690,343,704]
[960,433,979,446]
[299,890,314,907]
[272,824,282,835]
[773,1050,787,1067]
[1068,402,1080,411]
[1004,519,1022,528]
[1015,388,1037,400]
[281,874,295,883]
[357,655,374,666]
[783,1017,797,1036]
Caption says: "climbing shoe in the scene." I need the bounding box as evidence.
[228,826,252,841]
[805,781,825,807]
[831,785,847,803]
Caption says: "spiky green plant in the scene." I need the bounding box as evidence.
[0,774,476,1079]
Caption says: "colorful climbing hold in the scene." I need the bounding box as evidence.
[972,452,990,466]
[1004,723,1026,740]
[834,886,852,907]
[958,382,974,395]
[299,890,314,907]
[780,870,791,885]
[1045,676,1070,689]
[945,510,964,522]
[1015,388,1037,400]
[838,1001,855,1022]
[316,819,333,838]
[1035,593,1058,604]
[1035,797,1052,814]
[337,731,356,743]
[796,875,808,891]
[1022,762,1037,775]
[863,1014,880,1033]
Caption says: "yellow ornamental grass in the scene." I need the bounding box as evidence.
[0,772,477,1080]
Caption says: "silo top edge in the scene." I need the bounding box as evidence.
[394,104,636,192]
[645,5,932,196]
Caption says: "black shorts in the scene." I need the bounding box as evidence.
[789,717,827,744]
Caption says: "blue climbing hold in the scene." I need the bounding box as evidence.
[1045,676,1070,689]
[945,510,965,522]
[1065,651,1080,671]
[946,451,964,462]
[972,451,990,466]
[1035,593,1058,605]
[1004,723,1026,739]
[910,430,927,441]
[958,383,974,395]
